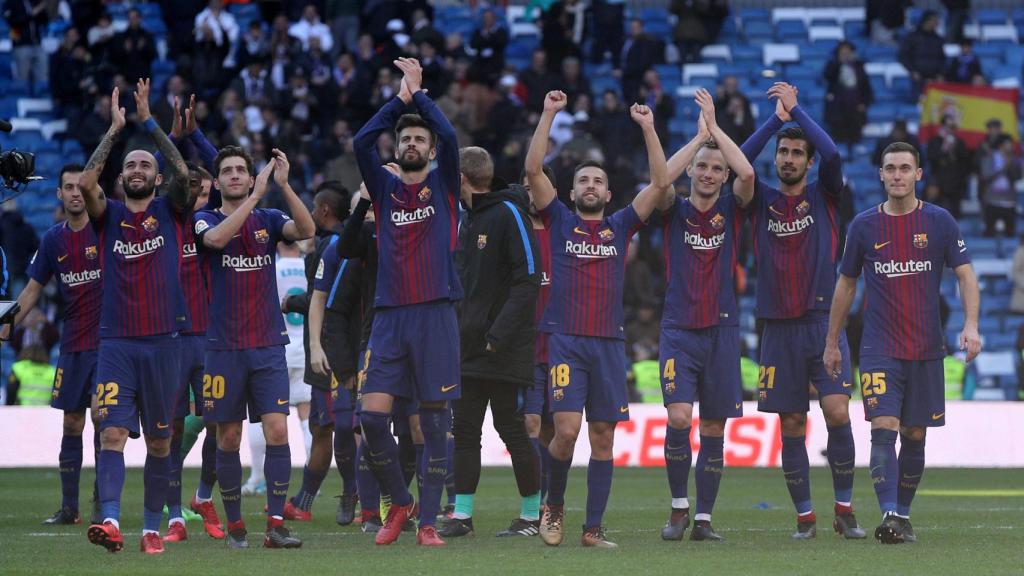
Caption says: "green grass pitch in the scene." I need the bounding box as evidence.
[2,467,1022,575]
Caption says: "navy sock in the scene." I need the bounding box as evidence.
[418,408,450,527]
[585,458,614,529]
[826,423,856,503]
[870,429,899,515]
[782,435,813,515]
[265,443,291,518]
[530,438,548,500]
[216,449,242,523]
[291,464,327,511]
[356,441,380,512]
[415,443,426,501]
[166,435,183,520]
[546,454,572,507]
[695,435,724,516]
[664,425,692,500]
[143,454,170,532]
[91,430,101,505]
[197,433,217,500]
[897,435,926,517]
[398,433,416,487]
[97,449,125,522]
[359,411,412,507]
[333,421,357,496]
[445,434,456,505]
[58,434,83,510]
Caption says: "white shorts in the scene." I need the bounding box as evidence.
[288,367,311,404]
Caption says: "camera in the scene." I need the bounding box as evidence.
[0,147,36,189]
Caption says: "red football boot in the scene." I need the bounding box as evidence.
[87,521,124,553]
[163,521,188,542]
[375,499,416,545]
[283,500,312,521]
[139,532,165,554]
[189,496,225,539]
[416,525,446,547]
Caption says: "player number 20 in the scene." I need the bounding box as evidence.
[861,372,886,396]
[550,363,571,387]
[758,366,776,389]
[95,382,119,406]
[203,375,225,399]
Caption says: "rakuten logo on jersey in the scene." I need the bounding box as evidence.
[875,259,932,278]
[182,242,197,258]
[60,269,101,287]
[113,236,165,259]
[768,215,814,237]
[391,205,435,226]
[684,230,724,250]
[565,240,618,259]
[223,253,272,272]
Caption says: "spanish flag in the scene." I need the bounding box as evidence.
[919,82,1020,149]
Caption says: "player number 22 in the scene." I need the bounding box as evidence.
[861,372,886,396]
[95,382,119,406]
[758,366,776,389]
[203,375,225,399]
[550,364,570,387]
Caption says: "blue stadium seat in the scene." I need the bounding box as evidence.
[843,20,866,38]
[228,3,261,18]
[867,103,899,123]
[143,17,166,35]
[507,37,539,59]
[743,21,774,43]
[738,8,770,23]
[731,45,763,64]
[138,3,162,19]
[864,45,897,62]
[973,43,1006,60]
[775,20,808,42]
[644,21,673,40]
[976,9,1009,26]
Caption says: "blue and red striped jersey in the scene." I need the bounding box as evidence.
[662,194,742,330]
[354,93,463,308]
[539,201,643,339]
[534,225,552,363]
[27,221,101,352]
[177,217,208,335]
[840,201,970,360]
[194,208,291,350]
[95,198,190,338]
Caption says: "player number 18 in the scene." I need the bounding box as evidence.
[550,363,570,387]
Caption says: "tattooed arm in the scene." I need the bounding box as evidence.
[134,78,195,214]
[79,87,127,220]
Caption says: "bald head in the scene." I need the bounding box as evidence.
[121,149,162,200]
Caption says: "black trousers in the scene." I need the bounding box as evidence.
[452,376,539,497]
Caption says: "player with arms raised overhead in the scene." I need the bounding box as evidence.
[77,80,196,554]
[352,58,463,547]
[526,90,671,548]
[193,145,315,549]
[824,142,981,544]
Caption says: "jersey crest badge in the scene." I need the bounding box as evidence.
[85,246,98,260]
[913,233,928,248]
[664,381,676,395]
[477,234,488,249]
[598,228,614,242]
[142,215,159,233]
[552,388,564,401]
[254,228,270,244]
[710,213,725,230]
[418,186,432,202]
[795,200,810,216]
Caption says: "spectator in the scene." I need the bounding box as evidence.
[715,75,755,143]
[289,4,333,53]
[237,20,272,71]
[594,89,634,167]
[409,8,444,53]
[1010,235,1024,314]
[638,69,676,149]
[670,0,729,64]
[231,60,272,107]
[324,133,362,192]
[0,202,39,297]
[824,41,873,151]
[49,27,89,116]
[590,0,625,69]
[194,0,240,69]
[5,344,56,406]
[868,0,913,46]
[518,49,559,114]
[899,10,946,96]
[469,8,508,87]
[926,115,972,218]
[942,0,970,44]
[326,0,361,55]
[192,13,231,100]
[539,0,584,73]
[621,19,664,103]
[418,41,448,98]
[980,134,1022,237]
[560,56,591,105]
[2,0,48,84]
[872,119,918,165]
[946,39,982,84]
[108,8,157,84]
[86,11,117,65]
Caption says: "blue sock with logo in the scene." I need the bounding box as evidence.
[59,434,83,510]
[695,435,724,516]
[418,408,450,527]
[333,414,357,496]
[665,425,692,500]
[197,433,216,500]
[264,443,291,517]
[445,434,456,505]
[782,435,813,515]
[585,458,614,529]
[359,411,412,507]
[142,454,170,532]
[827,423,856,504]
[897,435,926,517]
[216,448,242,523]
[415,443,426,501]
[97,449,125,523]
[356,441,380,513]
[870,429,899,515]
[546,454,572,507]
[291,464,327,512]
[166,435,184,521]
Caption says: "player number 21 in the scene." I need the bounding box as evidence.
[203,375,225,399]
[550,364,570,387]
[95,382,119,406]
[758,366,776,389]
[861,372,886,396]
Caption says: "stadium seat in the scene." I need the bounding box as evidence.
[981,24,1018,43]
[762,43,799,67]
[808,26,844,43]
[775,20,808,42]
[771,8,808,25]
[731,45,762,65]
[9,117,42,133]
[739,8,770,23]
[700,44,732,63]
[40,119,66,141]
[743,21,774,43]
[682,63,718,85]
[976,9,1009,26]
[15,98,51,118]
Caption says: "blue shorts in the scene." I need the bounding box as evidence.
[860,356,946,427]
[201,346,290,424]
[758,316,853,413]
[547,333,629,422]
[659,326,743,419]
[363,301,460,404]
[310,386,334,428]
[523,363,550,418]
[175,334,206,419]
[96,335,183,439]
[51,350,97,413]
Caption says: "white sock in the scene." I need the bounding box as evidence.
[104,518,120,529]
[169,517,185,527]
[141,529,159,536]
[301,418,312,464]
[671,498,689,510]
[247,421,266,484]
[194,490,212,503]
[694,513,712,522]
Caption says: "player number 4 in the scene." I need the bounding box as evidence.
[663,358,676,381]
[861,372,886,397]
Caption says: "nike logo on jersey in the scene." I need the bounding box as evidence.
[842,381,852,388]
[931,412,944,421]
[120,221,136,229]
[441,385,458,393]
[874,241,891,250]
[573,226,590,236]
[277,399,289,405]
[156,422,169,429]
[57,254,68,262]
[619,406,628,413]
[734,403,742,410]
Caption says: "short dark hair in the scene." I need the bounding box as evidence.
[314,180,350,220]
[186,162,212,182]
[59,163,85,187]
[395,114,436,147]
[880,141,920,168]
[459,146,493,190]
[214,145,254,176]
[519,164,557,189]
[775,127,816,159]
[573,160,608,181]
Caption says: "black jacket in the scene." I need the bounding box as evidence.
[336,197,377,350]
[319,242,363,383]
[458,186,540,386]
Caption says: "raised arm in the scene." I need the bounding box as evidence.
[79,87,127,219]
[352,97,406,200]
[396,58,461,194]
[199,162,273,250]
[823,273,858,377]
[524,91,567,211]
[337,186,371,259]
[696,88,755,207]
[769,82,843,195]
[664,115,711,211]
[185,95,218,172]
[270,149,315,242]
[954,263,982,362]
[739,97,787,163]
[629,103,671,221]
[135,78,194,213]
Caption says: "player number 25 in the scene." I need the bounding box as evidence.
[758,366,776,389]
[95,382,119,406]
[550,363,571,387]
[861,372,886,397]
[203,375,225,399]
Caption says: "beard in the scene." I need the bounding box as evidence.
[124,179,156,199]
[397,149,429,172]
[574,194,607,215]
[777,167,806,186]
